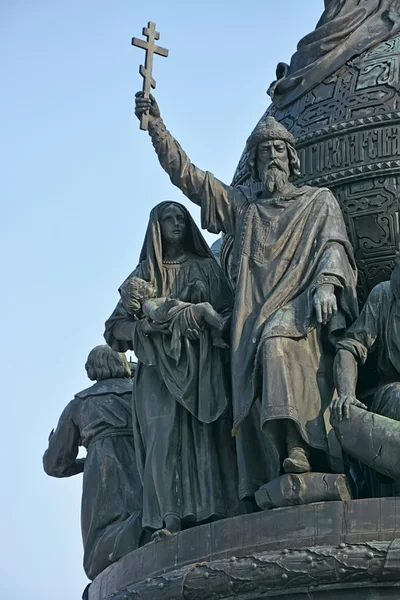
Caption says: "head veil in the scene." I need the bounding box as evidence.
[138,201,214,294]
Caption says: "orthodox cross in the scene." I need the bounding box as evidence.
[132,21,169,131]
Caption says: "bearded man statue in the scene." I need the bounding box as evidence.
[135,93,358,500]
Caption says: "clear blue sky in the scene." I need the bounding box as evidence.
[1,1,323,598]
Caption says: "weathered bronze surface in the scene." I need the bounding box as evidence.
[88,498,400,600]
[333,406,400,481]
[134,91,358,497]
[331,262,400,495]
[43,346,143,580]
[46,4,400,594]
[105,202,241,538]
[132,21,168,130]
[255,472,352,510]
[231,3,400,304]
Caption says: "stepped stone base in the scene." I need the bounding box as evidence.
[88,498,400,599]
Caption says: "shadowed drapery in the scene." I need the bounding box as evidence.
[271,0,400,107]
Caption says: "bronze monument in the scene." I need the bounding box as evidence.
[44,5,400,599]
[43,346,143,580]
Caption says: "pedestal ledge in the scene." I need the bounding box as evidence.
[88,498,400,599]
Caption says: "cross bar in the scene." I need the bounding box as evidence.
[132,21,169,130]
[132,37,169,58]
[143,25,159,40]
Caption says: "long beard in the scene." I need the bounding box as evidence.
[261,166,290,194]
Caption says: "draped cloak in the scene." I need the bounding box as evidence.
[337,278,400,413]
[105,202,242,529]
[335,277,400,497]
[43,378,142,580]
[271,0,400,108]
[146,119,359,497]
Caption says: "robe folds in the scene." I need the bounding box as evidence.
[336,278,400,497]
[337,279,400,410]
[105,203,242,530]
[43,378,142,580]
[271,0,400,108]
[148,121,359,497]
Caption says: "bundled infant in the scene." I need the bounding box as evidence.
[119,276,228,348]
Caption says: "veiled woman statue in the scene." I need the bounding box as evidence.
[43,346,143,580]
[105,201,242,538]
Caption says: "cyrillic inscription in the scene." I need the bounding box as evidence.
[298,125,400,179]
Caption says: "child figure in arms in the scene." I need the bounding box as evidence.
[120,276,228,349]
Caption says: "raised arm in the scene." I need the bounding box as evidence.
[43,400,83,478]
[135,93,241,235]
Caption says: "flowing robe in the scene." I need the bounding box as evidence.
[105,254,242,530]
[271,0,400,107]
[43,378,142,580]
[336,279,400,497]
[337,280,400,417]
[147,119,358,497]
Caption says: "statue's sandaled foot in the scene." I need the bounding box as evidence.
[151,528,173,541]
[283,448,311,474]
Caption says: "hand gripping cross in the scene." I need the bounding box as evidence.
[132,21,169,130]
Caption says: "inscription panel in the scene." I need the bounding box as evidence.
[297,124,400,181]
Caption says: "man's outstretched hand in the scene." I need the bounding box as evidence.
[135,92,161,122]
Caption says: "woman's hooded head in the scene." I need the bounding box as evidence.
[138,201,214,293]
